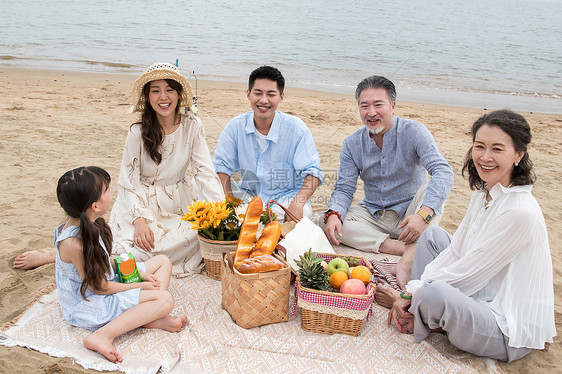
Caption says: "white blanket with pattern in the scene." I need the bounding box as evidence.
[0,247,498,374]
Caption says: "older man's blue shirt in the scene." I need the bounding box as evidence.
[213,111,323,203]
[328,116,453,219]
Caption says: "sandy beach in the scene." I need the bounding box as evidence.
[0,68,560,373]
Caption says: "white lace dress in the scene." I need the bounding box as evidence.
[109,112,224,276]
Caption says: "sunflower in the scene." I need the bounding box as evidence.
[190,217,213,231]
[182,198,249,241]
[211,201,232,227]
[182,200,212,222]
[225,194,243,208]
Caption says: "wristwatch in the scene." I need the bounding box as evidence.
[416,209,433,224]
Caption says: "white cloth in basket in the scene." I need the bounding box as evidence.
[279,216,334,271]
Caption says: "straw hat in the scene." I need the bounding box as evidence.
[130,62,194,113]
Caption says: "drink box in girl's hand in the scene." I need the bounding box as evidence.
[114,253,142,283]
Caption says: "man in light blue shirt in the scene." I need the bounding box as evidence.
[212,66,323,221]
[321,75,454,288]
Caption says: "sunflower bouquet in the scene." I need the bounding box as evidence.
[182,195,244,241]
[182,195,278,242]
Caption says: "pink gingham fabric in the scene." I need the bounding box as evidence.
[292,254,376,318]
[295,279,375,311]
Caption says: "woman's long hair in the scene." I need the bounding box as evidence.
[136,78,183,164]
[57,166,113,299]
[462,109,535,190]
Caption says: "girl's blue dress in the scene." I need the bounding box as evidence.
[54,223,141,331]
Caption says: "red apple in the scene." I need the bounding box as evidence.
[339,279,366,295]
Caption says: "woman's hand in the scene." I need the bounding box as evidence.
[133,218,155,252]
[388,296,414,334]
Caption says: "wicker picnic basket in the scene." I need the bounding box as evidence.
[294,253,376,336]
[198,235,237,281]
[221,249,291,329]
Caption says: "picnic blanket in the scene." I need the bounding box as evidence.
[0,247,498,374]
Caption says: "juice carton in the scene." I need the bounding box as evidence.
[114,253,142,283]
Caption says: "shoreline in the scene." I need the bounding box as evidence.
[2,63,561,115]
[0,66,560,373]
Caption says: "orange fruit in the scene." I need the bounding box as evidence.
[329,271,348,289]
[350,265,371,285]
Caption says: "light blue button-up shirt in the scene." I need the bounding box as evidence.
[213,111,324,204]
[328,116,454,219]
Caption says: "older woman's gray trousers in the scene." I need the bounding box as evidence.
[410,226,532,362]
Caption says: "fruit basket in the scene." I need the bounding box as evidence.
[293,253,376,336]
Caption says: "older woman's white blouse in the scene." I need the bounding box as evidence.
[407,183,555,349]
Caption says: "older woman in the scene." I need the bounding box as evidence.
[385,109,555,362]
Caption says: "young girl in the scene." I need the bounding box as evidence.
[54,166,187,363]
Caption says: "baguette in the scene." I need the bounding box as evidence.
[233,196,263,267]
[235,254,285,274]
[250,220,282,257]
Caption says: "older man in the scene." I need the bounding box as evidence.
[321,75,454,288]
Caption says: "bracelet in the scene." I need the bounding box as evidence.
[324,210,342,224]
[400,291,412,300]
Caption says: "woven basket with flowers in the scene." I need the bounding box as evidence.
[182,195,276,280]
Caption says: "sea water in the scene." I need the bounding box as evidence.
[1,0,561,112]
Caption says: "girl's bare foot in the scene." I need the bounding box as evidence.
[375,285,401,308]
[12,249,55,270]
[143,315,188,332]
[83,332,123,363]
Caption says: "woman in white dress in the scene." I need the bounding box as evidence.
[109,63,224,276]
[382,109,555,362]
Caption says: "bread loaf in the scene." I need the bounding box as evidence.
[234,196,263,267]
[250,220,282,257]
[235,254,285,274]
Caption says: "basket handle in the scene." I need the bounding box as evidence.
[275,244,287,260]
[265,200,301,223]
[223,251,235,270]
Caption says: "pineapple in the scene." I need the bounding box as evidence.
[294,249,329,291]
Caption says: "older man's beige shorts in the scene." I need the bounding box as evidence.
[320,183,441,253]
